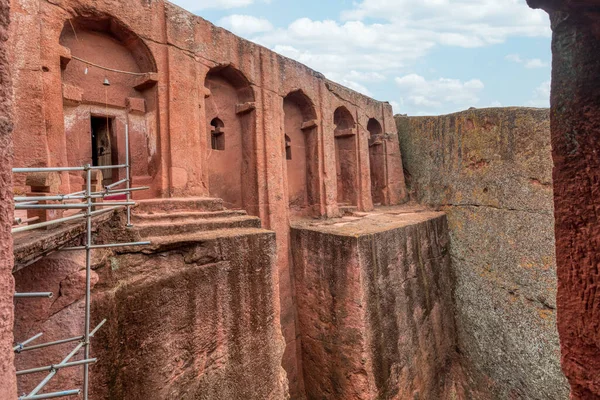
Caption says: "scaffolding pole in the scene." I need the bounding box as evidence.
[125,124,132,227]
[15,202,135,210]
[17,320,106,354]
[14,293,53,299]
[16,358,97,376]
[11,206,123,234]
[13,333,43,352]
[83,166,92,400]
[60,241,151,251]
[20,321,107,397]
[19,389,81,400]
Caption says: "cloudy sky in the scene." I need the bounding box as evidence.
[169,0,551,116]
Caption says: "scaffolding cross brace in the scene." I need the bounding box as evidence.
[11,124,149,400]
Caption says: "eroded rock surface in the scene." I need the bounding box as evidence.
[525,2,600,397]
[291,210,463,399]
[91,229,288,400]
[397,108,568,399]
[0,0,14,396]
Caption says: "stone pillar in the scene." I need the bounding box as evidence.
[548,11,600,399]
[527,2,600,398]
[0,0,17,397]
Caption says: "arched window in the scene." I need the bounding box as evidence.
[204,64,257,211]
[368,118,385,205]
[283,90,319,215]
[333,106,358,206]
[211,117,225,151]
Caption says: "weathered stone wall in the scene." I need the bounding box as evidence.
[0,0,15,397]
[93,230,287,400]
[13,226,288,399]
[397,108,569,399]
[526,2,600,397]
[291,211,461,399]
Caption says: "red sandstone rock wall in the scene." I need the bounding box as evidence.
[397,108,569,399]
[526,2,600,398]
[0,0,16,397]
[90,231,287,399]
[291,212,460,399]
[12,226,288,399]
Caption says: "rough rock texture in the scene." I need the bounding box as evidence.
[397,108,569,399]
[90,228,288,400]
[525,2,600,398]
[0,0,15,397]
[291,210,461,400]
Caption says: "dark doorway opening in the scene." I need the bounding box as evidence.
[91,116,114,185]
[211,117,225,151]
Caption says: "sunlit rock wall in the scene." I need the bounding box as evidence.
[291,212,461,399]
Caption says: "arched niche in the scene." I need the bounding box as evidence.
[59,17,159,193]
[368,118,385,205]
[283,90,319,215]
[334,106,358,206]
[204,65,257,211]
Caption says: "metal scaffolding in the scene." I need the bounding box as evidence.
[11,125,150,399]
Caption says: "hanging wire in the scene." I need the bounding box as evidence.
[72,56,147,76]
[68,18,79,42]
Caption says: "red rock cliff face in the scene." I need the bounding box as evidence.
[89,230,288,399]
[291,212,462,399]
[0,0,15,397]
[526,1,600,398]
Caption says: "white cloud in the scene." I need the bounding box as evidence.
[325,72,374,97]
[219,15,274,35]
[389,101,403,114]
[524,58,548,68]
[345,71,387,83]
[527,80,550,107]
[395,74,484,111]
[506,54,523,63]
[170,0,270,10]
[341,0,550,41]
[506,54,548,68]
[170,0,550,113]
[319,70,387,98]
[339,80,373,97]
[249,1,549,93]
[257,19,435,75]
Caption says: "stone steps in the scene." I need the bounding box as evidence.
[131,210,247,224]
[141,228,272,250]
[132,197,261,239]
[134,197,225,214]
[135,215,261,238]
